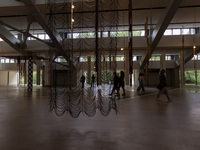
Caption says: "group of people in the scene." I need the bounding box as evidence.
[80,74,95,88]
[136,69,172,101]
[110,71,125,96]
[80,68,172,102]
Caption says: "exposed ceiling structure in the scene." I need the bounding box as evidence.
[0,0,200,68]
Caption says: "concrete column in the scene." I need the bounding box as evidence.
[27,56,33,92]
[160,50,166,70]
[112,56,116,72]
[180,48,185,87]
[97,51,101,85]
[7,71,9,85]
[24,59,28,85]
[180,36,185,87]
[134,69,140,87]
[87,56,91,84]
[102,56,107,84]
[36,60,41,85]
[42,65,45,86]
[44,58,50,86]
[125,50,129,85]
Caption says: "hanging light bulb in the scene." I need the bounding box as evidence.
[72,18,75,23]
[72,5,75,9]
[193,45,196,49]
[121,48,124,51]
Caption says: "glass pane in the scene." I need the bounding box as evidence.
[191,29,195,35]
[164,29,172,35]
[173,29,180,35]
[91,57,96,62]
[45,34,50,40]
[5,59,9,63]
[110,32,117,37]
[73,33,80,39]
[1,59,4,63]
[10,59,15,63]
[141,30,145,36]
[38,34,45,40]
[133,56,137,61]
[102,32,108,37]
[182,29,190,35]
[133,30,142,36]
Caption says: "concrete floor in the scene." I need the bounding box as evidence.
[0,86,200,150]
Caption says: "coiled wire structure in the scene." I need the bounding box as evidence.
[48,0,119,118]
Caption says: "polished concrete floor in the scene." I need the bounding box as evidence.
[0,85,200,150]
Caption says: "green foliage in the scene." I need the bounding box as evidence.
[101,71,112,84]
[185,70,200,84]
[133,31,142,36]
[19,71,42,85]
[79,32,95,38]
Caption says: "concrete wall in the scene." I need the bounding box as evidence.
[0,71,18,86]
[0,71,8,85]
[0,59,198,87]
[145,68,180,88]
[9,71,19,85]
[0,63,36,71]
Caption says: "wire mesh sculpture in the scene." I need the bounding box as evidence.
[48,0,119,118]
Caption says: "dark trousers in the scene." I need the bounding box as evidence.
[137,84,145,92]
[82,82,84,88]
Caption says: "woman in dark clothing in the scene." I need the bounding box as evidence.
[110,72,119,95]
[119,71,125,95]
[91,74,95,87]
[80,75,85,88]
[156,69,172,102]
[137,72,145,92]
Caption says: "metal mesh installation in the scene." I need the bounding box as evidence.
[48,0,119,118]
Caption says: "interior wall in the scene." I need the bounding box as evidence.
[0,71,19,86]
[9,71,18,85]
[146,68,180,88]
[54,70,77,86]
[0,71,8,85]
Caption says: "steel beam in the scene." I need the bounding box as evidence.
[184,47,200,64]
[0,24,27,54]
[16,0,75,68]
[140,0,183,69]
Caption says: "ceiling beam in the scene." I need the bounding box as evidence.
[0,24,27,54]
[140,0,183,69]
[0,24,46,60]
[0,20,55,48]
[184,47,200,64]
[16,0,75,68]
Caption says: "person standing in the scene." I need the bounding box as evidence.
[156,69,172,102]
[91,74,95,87]
[137,72,145,92]
[119,71,125,95]
[80,74,86,88]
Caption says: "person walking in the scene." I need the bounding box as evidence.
[119,71,125,95]
[156,69,172,102]
[110,72,120,96]
[137,72,145,93]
